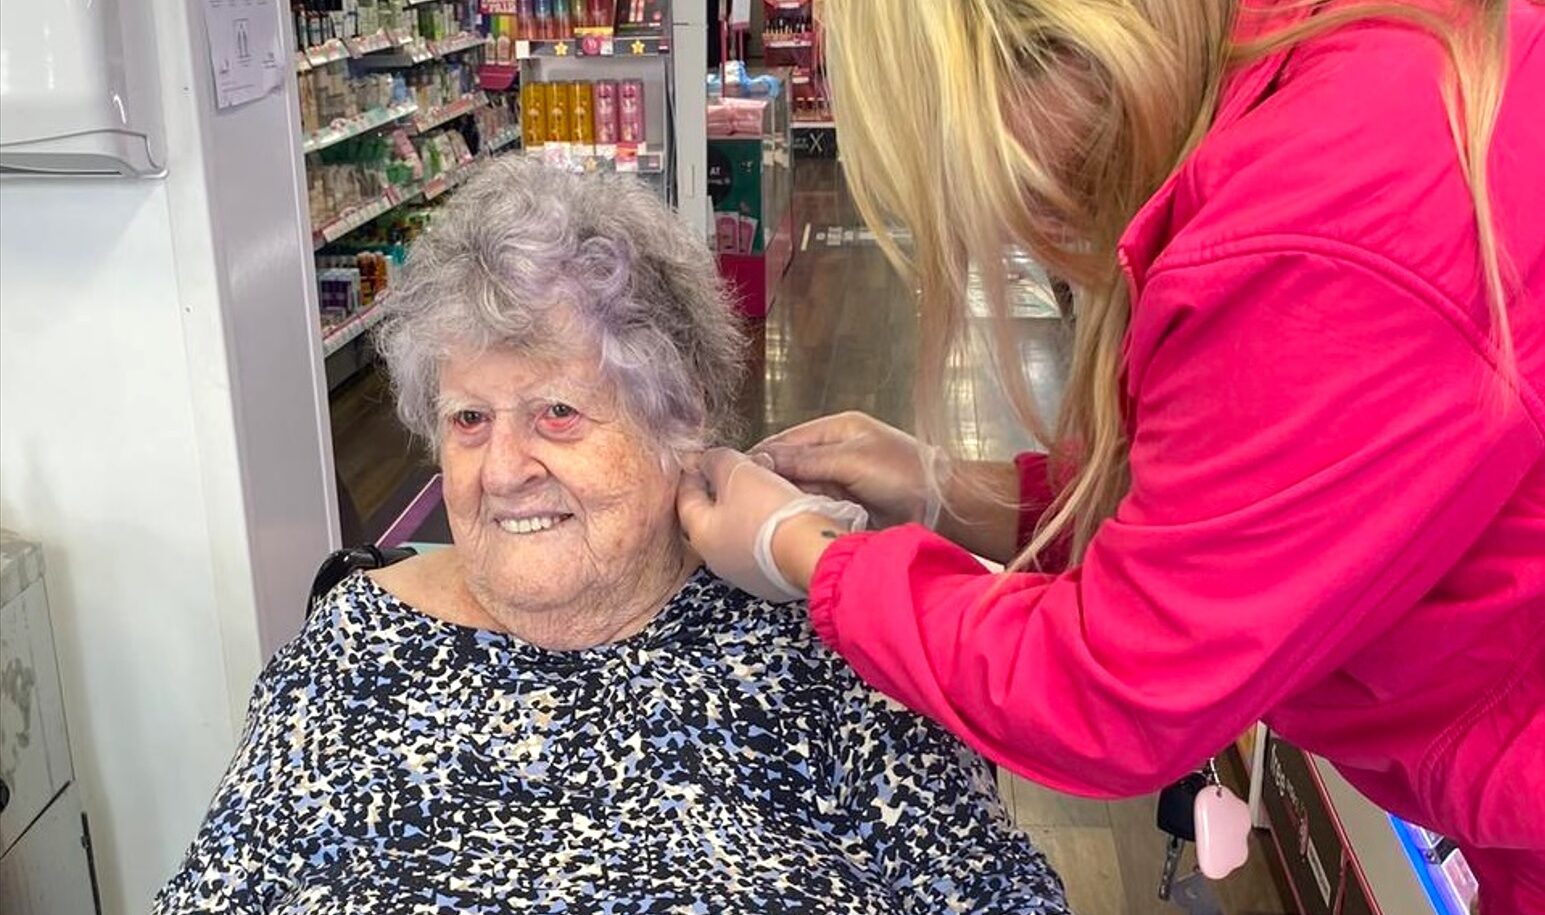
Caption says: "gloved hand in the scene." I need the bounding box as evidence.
[753,412,945,530]
[677,448,867,602]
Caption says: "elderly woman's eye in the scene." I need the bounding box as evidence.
[450,409,488,431]
[537,402,583,435]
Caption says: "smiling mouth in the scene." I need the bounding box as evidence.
[496,514,574,535]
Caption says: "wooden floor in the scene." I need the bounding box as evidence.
[330,158,1295,914]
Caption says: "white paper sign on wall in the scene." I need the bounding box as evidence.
[203,0,285,109]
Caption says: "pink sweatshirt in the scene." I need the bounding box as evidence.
[808,1,1545,906]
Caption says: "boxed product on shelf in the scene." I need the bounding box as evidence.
[546,82,570,143]
[570,81,594,143]
[614,0,666,36]
[318,251,396,315]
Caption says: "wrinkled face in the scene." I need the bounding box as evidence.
[437,341,683,619]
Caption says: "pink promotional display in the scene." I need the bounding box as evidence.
[806,2,1545,912]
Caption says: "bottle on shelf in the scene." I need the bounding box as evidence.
[618,79,644,144]
[570,81,595,143]
[490,16,509,64]
[593,80,619,144]
[516,0,536,39]
[534,0,553,39]
[523,81,549,146]
[547,81,571,143]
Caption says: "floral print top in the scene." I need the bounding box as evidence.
[155,568,1069,914]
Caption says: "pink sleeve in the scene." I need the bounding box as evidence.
[807,245,1541,798]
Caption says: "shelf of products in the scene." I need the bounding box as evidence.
[304,100,420,154]
[298,0,691,394]
[409,89,488,133]
[481,0,639,36]
[321,298,392,357]
[297,38,351,69]
[521,77,645,146]
[356,31,490,67]
[309,124,490,249]
[292,0,465,65]
[498,1,678,188]
[528,142,664,174]
[761,0,827,128]
[313,189,406,249]
[347,28,405,55]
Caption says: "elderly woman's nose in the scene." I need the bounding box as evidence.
[481,418,548,489]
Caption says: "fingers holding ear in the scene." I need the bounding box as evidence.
[676,469,715,535]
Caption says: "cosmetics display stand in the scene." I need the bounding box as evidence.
[707,77,793,319]
[761,0,832,157]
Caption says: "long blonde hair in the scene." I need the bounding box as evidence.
[822,0,1517,563]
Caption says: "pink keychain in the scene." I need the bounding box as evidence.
[1194,761,1252,880]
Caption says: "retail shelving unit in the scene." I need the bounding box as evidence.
[477,0,709,232]
[291,1,524,391]
[293,0,706,397]
[761,0,832,156]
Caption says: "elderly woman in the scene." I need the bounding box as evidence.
[155,158,1069,914]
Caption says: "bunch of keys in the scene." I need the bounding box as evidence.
[1156,759,1252,908]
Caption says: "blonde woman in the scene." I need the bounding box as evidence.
[679,0,1544,910]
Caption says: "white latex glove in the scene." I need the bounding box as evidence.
[753,412,945,530]
[677,448,867,602]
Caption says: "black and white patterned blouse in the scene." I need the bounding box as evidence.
[156,568,1069,914]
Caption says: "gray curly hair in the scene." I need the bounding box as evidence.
[374,156,746,456]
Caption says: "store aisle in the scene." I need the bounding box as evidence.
[753,160,1292,915]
